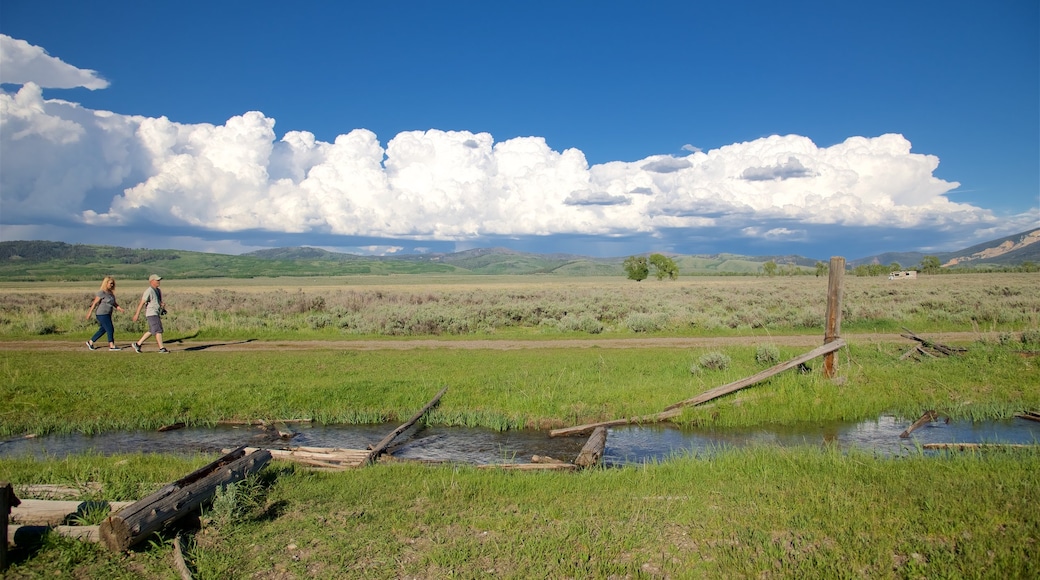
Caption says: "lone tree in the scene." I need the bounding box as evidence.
[649,253,679,280]
[763,260,778,276]
[920,255,941,274]
[623,255,649,281]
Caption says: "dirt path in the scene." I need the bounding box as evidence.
[0,332,996,352]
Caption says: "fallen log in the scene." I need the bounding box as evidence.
[8,524,100,545]
[99,447,271,552]
[899,410,949,438]
[574,426,607,468]
[900,328,966,356]
[550,409,682,438]
[665,339,847,411]
[922,443,1034,451]
[158,422,186,432]
[365,386,448,465]
[1016,411,1040,423]
[11,499,132,526]
[531,455,568,464]
[476,463,578,471]
[14,483,103,499]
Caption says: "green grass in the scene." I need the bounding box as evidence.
[1,447,1037,578]
[1,341,1037,437]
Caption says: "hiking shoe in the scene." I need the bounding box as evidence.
[158,348,170,353]
[132,342,142,353]
[109,346,122,351]
[86,341,96,350]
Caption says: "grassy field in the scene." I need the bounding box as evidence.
[1,273,1037,578]
[1,273,1038,340]
[2,449,1037,578]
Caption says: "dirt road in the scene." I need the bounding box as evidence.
[0,332,997,352]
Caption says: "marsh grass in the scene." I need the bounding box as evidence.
[1,341,1037,437]
[1,447,1036,578]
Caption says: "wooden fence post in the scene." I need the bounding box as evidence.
[824,256,845,378]
[2,481,18,572]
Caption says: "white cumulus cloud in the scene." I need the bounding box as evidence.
[0,34,109,90]
[2,34,1031,257]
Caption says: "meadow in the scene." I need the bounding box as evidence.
[1,272,1038,578]
[1,272,1038,340]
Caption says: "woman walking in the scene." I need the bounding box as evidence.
[86,276,125,351]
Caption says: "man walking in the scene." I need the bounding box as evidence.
[132,274,168,353]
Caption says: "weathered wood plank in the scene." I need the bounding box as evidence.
[549,409,682,438]
[664,339,847,411]
[11,499,133,526]
[574,426,607,468]
[365,386,448,465]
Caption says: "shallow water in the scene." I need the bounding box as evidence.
[1,416,1036,466]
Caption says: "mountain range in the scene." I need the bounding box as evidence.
[0,228,1036,281]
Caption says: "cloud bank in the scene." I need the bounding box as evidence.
[1,35,1032,257]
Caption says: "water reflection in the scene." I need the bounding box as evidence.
[1,416,1036,466]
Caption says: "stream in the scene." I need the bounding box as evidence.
[2,416,1037,466]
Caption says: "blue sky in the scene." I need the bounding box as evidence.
[1,0,1037,260]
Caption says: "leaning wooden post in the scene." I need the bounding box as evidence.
[1,481,18,572]
[823,256,845,377]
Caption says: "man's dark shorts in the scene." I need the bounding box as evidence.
[146,315,164,334]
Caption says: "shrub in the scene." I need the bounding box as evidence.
[625,312,665,333]
[755,344,781,365]
[1021,329,1040,347]
[698,351,731,371]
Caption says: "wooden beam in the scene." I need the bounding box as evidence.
[549,409,682,438]
[574,426,607,468]
[11,499,133,526]
[8,524,100,546]
[664,339,847,411]
[365,386,448,465]
[99,447,270,552]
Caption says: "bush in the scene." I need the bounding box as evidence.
[698,351,731,371]
[1021,329,1040,347]
[625,312,665,333]
[755,344,781,365]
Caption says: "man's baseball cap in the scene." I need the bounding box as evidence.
[148,274,163,281]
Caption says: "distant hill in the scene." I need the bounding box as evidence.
[1,228,1036,281]
[849,228,1040,269]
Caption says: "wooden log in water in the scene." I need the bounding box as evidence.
[1016,411,1040,423]
[664,339,847,411]
[899,410,949,438]
[365,386,448,465]
[574,426,607,468]
[99,447,270,552]
[549,409,682,438]
[476,462,578,471]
